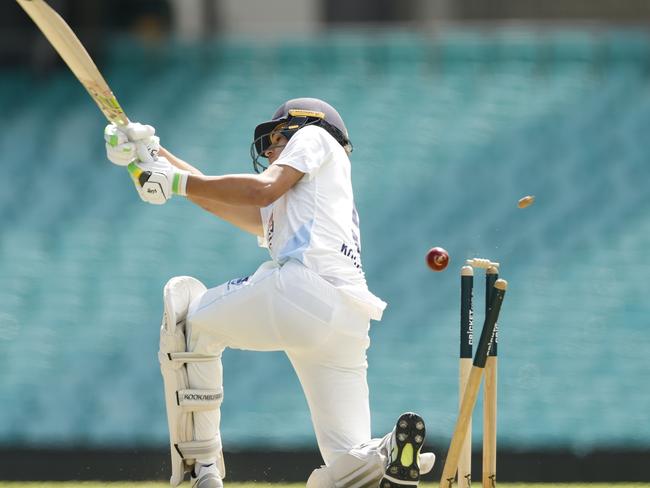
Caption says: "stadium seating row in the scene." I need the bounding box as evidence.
[1,29,649,449]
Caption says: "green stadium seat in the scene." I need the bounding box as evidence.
[1,29,650,451]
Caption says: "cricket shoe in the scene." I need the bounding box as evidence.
[191,463,223,488]
[379,412,426,488]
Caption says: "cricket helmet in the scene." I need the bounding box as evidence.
[250,97,352,173]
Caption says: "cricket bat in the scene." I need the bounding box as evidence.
[17,0,129,126]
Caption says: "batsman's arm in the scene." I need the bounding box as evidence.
[159,147,264,237]
[186,164,304,208]
[190,195,264,237]
[159,147,204,176]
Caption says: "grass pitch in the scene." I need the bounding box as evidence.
[1,484,650,488]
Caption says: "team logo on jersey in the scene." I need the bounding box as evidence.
[227,275,250,290]
[341,205,363,271]
[340,242,362,269]
[267,212,275,250]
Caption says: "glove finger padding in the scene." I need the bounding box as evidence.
[106,141,137,167]
[125,122,156,141]
[105,124,136,167]
[136,135,160,164]
[104,124,128,146]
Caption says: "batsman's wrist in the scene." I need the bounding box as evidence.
[172,170,190,196]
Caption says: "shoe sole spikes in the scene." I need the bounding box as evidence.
[379,412,426,488]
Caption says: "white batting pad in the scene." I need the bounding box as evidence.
[159,276,224,487]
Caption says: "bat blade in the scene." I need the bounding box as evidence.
[17,0,129,126]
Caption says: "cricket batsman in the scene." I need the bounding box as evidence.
[105,98,436,488]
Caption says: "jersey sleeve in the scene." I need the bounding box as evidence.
[273,126,331,178]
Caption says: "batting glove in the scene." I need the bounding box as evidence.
[105,122,160,166]
[127,157,190,205]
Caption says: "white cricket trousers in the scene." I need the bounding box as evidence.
[185,259,373,466]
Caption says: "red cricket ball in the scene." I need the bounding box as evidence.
[426,246,449,272]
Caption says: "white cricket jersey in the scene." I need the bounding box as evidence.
[258,125,386,320]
